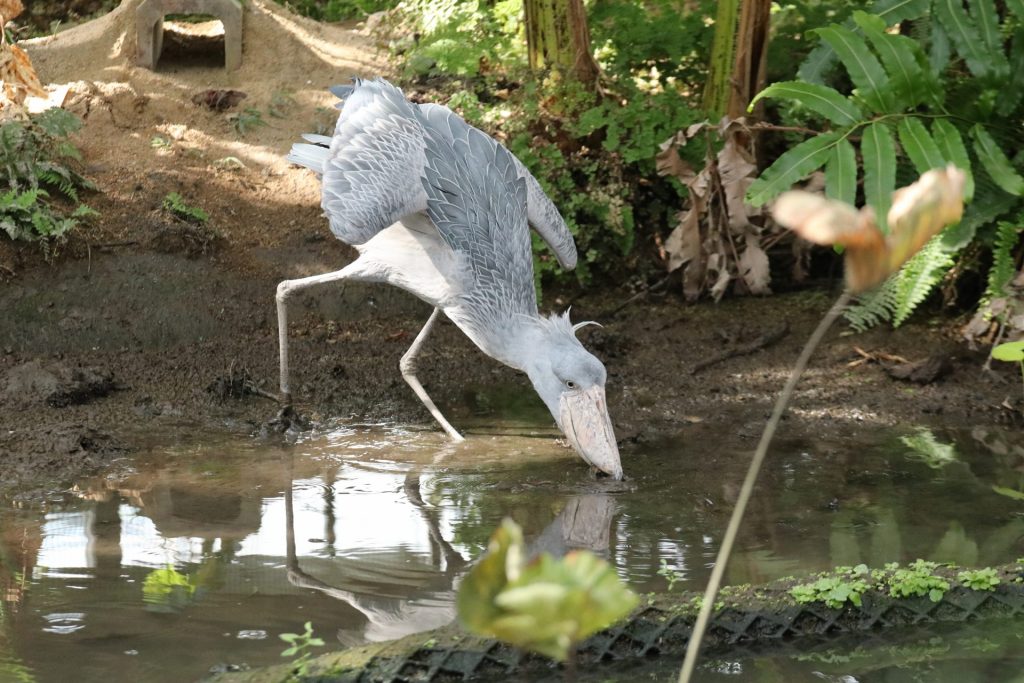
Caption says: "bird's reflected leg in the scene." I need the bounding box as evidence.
[400,308,465,442]
[276,266,356,405]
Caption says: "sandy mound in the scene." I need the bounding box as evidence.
[13,0,391,250]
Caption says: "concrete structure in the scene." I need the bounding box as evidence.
[136,0,243,71]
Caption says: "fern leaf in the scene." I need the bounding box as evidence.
[854,11,930,108]
[750,82,863,126]
[970,0,1002,59]
[997,28,1024,116]
[928,21,952,76]
[986,221,1023,300]
[815,25,894,112]
[971,124,1024,196]
[897,118,945,174]
[934,0,1007,80]
[861,122,897,232]
[798,0,931,83]
[1010,0,1024,18]
[846,279,899,331]
[891,236,955,326]
[825,138,857,206]
[931,119,974,202]
[746,132,841,206]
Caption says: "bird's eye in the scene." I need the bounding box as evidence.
[565,380,577,390]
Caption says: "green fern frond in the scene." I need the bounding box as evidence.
[891,236,956,326]
[844,236,957,330]
[986,221,1023,301]
[846,280,900,331]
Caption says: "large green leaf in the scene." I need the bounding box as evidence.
[971,124,1024,196]
[457,518,521,632]
[825,138,857,206]
[750,82,863,126]
[861,122,897,232]
[457,519,637,662]
[854,12,933,108]
[970,0,1002,58]
[934,0,1007,79]
[815,26,893,112]
[992,340,1024,362]
[897,118,945,174]
[798,0,931,83]
[931,119,974,202]
[746,132,841,206]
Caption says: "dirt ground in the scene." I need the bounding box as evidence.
[1,0,1021,494]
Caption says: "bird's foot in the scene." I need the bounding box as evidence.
[262,403,312,435]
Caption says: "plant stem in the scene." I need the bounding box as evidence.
[677,289,852,683]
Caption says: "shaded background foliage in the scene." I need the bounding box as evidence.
[9,0,1023,336]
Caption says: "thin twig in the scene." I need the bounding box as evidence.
[748,122,822,136]
[609,274,671,317]
[690,322,789,375]
[677,290,851,683]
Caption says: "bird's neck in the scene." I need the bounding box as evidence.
[450,309,544,373]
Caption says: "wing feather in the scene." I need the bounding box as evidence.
[417,102,577,270]
[317,80,428,245]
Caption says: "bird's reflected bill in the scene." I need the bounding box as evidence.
[559,385,622,480]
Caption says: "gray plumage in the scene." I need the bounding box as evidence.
[283,78,621,479]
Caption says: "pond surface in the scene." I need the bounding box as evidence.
[0,416,1022,682]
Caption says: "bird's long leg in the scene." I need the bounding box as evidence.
[276,267,356,404]
[400,308,465,442]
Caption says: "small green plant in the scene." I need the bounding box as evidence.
[279,621,325,680]
[163,192,209,224]
[657,559,684,591]
[887,560,949,602]
[150,135,172,150]
[0,108,96,247]
[790,565,869,609]
[269,91,297,119]
[958,568,1001,592]
[230,107,266,136]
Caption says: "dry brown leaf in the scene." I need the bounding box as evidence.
[0,0,23,23]
[718,136,758,233]
[0,42,46,105]
[773,165,966,293]
[738,234,771,295]
[656,131,694,182]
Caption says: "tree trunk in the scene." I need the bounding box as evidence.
[728,0,771,120]
[702,0,739,117]
[702,0,771,120]
[523,0,600,86]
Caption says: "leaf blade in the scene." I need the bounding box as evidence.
[897,118,945,174]
[970,124,1024,196]
[861,122,897,232]
[931,119,974,202]
[934,0,1005,79]
[815,26,893,112]
[750,81,863,126]
[825,138,858,206]
[746,132,841,207]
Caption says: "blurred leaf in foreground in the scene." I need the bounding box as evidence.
[457,518,638,662]
[772,165,966,292]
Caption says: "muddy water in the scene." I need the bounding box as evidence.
[0,418,1022,682]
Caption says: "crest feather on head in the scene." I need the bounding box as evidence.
[534,309,602,340]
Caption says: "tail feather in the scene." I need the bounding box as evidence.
[286,142,330,174]
[301,133,332,146]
